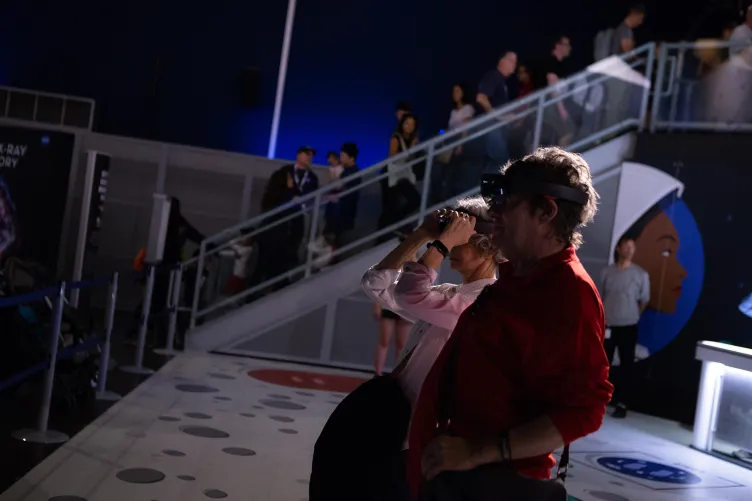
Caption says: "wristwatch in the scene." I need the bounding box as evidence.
[427,240,449,258]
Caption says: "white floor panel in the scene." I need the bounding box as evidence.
[1,351,751,501]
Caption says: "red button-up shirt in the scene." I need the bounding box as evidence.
[407,247,613,495]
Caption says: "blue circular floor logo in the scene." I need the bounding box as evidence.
[596,457,702,485]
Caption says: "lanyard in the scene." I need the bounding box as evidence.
[293,167,310,191]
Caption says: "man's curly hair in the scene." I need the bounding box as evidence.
[501,147,598,249]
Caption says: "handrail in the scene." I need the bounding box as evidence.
[203,43,655,245]
[0,85,96,105]
[187,43,656,327]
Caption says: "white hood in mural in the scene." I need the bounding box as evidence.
[609,162,685,264]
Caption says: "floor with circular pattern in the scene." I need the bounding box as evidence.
[2,352,751,501]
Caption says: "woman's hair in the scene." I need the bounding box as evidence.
[454,196,504,263]
[395,113,419,143]
[261,169,292,212]
[452,82,471,107]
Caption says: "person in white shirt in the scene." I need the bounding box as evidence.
[431,83,476,204]
[363,195,501,406]
[729,6,752,56]
[360,196,501,499]
[221,233,254,296]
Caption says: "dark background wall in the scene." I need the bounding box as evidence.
[0,0,742,167]
[630,131,752,424]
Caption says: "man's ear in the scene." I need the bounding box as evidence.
[537,198,559,225]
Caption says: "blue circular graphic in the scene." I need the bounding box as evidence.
[596,457,702,485]
[637,199,705,357]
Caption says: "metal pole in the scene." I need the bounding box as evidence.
[154,265,182,356]
[650,44,668,133]
[96,272,121,401]
[121,265,156,375]
[418,144,435,220]
[190,242,206,329]
[70,150,98,307]
[531,94,546,151]
[12,283,70,444]
[638,43,656,132]
[304,193,322,277]
[667,48,686,130]
[267,0,298,159]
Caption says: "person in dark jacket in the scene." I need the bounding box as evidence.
[276,146,320,259]
[248,168,299,298]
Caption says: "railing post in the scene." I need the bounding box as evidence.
[12,282,70,444]
[667,47,686,130]
[304,193,322,277]
[190,241,207,329]
[639,43,656,132]
[418,144,435,220]
[650,44,668,133]
[531,94,546,151]
[154,265,182,356]
[121,264,156,375]
[96,272,121,401]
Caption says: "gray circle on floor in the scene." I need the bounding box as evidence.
[252,405,264,409]
[213,396,232,401]
[295,391,315,397]
[116,468,166,484]
[179,425,230,439]
[175,384,218,393]
[158,416,180,422]
[204,489,228,499]
[279,428,298,434]
[208,372,236,380]
[184,412,212,419]
[261,399,306,410]
[269,415,294,423]
[267,393,291,400]
[177,475,195,481]
[222,447,256,456]
[162,450,186,457]
[49,497,87,501]
[240,413,255,418]
[589,492,630,501]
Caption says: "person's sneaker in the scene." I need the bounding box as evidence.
[612,404,628,419]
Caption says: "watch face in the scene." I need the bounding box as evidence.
[596,457,702,485]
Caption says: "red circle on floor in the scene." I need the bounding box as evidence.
[248,369,368,393]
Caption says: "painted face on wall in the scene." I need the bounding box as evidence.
[632,211,688,314]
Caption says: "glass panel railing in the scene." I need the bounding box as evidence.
[650,40,752,132]
[184,43,655,327]
[0,85,95,130]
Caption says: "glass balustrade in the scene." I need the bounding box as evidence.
[184,43,656,327]
[650,40,752,132]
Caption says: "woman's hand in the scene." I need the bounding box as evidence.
[438,211,476,250]
[286,173,295,189]
[373,302,383,321]
[422,436,479,480]
[417,210,444,240]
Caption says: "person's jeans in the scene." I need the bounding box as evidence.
[484,127,509,166]
[604,324,639,407]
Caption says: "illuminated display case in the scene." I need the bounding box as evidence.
[693,341,752,469]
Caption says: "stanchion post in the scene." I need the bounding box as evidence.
[121,264,156,375]
[154,265,182,356]
[96,272,122,401]
[12,282,70,444]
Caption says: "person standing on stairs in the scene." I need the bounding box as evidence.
[600,236,650,419]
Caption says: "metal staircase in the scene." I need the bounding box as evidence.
[184,43,656,367]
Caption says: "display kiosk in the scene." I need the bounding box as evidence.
[693,341,752,467]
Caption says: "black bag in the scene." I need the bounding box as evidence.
[420,286,569,501]
[310,375,412,501]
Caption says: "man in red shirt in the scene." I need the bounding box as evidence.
[407,147,613,497]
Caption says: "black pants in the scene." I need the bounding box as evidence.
[604,324,638,407]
